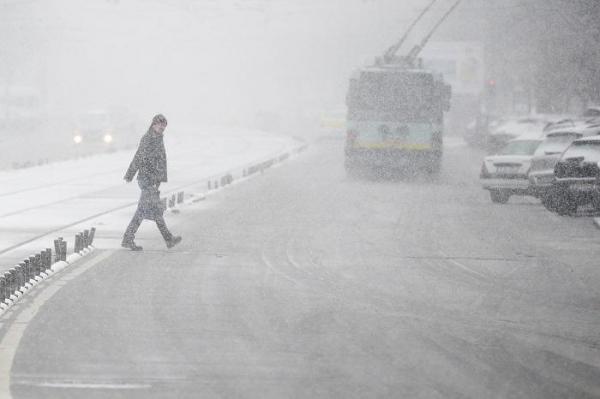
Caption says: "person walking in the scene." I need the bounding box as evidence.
[121,114,182,251]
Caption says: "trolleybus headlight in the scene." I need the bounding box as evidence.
[103,134,113,144]
[73,134,83,144]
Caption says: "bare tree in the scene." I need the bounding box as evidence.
[482,0,600,113]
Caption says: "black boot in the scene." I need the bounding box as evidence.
[166,235,182,249]
[121,237,143,251]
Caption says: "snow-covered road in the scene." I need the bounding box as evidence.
[3,136,600,398]
[0,127,303,271]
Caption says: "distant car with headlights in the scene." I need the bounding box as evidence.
[549,136,600,215]
[529,124,600,210]
[480,135,543,203]
[72,107,139,151]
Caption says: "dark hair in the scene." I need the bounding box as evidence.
[152,114,167,125]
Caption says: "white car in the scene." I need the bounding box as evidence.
[480,136,543,203]
[486,117,545,152]
[486,114,571,153]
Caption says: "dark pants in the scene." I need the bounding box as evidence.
[123,210,172,242]
[123,182,172,242]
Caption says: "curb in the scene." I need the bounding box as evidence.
[1,240,96,318]
[162,140,308,212]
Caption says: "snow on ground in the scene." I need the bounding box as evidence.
[0,127,303,272]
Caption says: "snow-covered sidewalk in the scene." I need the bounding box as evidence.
[0,127,304,272]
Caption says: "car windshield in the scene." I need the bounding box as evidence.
[499,140,541,155]
[534,133,582,156]
[561,141,600,162]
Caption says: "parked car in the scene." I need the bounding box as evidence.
[485,116,560,154]
[464,113,501,147]
[582,106,600,119]
[542,118,579,133]
[550,136,600,215]
[529,123,600,210]
[480,134,543,203]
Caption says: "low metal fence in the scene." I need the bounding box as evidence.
[1,227,96,307]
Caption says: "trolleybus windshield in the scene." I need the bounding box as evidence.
[347,71,436,121]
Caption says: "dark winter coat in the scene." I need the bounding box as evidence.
[124,130,167,187]
[135,182,166,221]
[125,130,168,220]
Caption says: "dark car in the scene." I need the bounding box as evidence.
[583,106,600,119]
[550,136,600,215]
[529,124,600,210]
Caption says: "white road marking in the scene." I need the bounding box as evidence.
[437,249,488,280]
[0,250,114,399]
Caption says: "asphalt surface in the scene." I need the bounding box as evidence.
[3,136,600,398]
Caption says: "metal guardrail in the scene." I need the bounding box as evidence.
[208,144,308,192]
[160,191,186,212]
[1,227,96,308]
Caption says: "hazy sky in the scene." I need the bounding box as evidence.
[0,0,476,126]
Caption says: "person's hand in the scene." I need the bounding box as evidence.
[124,176,132,183]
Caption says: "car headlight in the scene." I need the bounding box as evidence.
[103,134,113,143]
[73,135,83,144]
